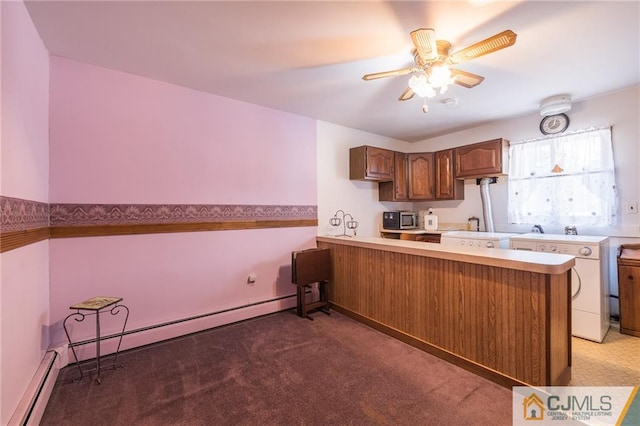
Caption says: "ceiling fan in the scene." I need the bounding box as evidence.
[363,28,517,109]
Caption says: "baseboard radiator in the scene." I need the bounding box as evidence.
[8,293,298,424]
[68,293,298,351]
[8,350,60,426]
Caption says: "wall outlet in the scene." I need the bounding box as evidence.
[625,202,638,214]
[247,274,257,284]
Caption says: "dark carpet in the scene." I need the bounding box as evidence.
[41,310,513,425]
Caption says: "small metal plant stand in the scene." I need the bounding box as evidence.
[63,296,129,384]
[329,210,359,237]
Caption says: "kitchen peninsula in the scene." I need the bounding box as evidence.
[316,236,575,387]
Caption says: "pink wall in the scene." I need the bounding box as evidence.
[48,58,318,353]
[49,57,316,204]
[0,1,51,424]
[1,2,50,200]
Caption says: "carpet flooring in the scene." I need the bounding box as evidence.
[41,310,514,425]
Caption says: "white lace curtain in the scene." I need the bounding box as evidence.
[507,127,617,227]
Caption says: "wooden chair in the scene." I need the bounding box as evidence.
[291,248,331,320]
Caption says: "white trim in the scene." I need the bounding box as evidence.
[8,351,60,426]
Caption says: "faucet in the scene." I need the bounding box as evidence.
[564,226,578,235]
[531,224,544,233]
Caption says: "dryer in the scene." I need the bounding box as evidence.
[510,233,610,342]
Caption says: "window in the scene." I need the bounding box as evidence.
[507,127,617,227]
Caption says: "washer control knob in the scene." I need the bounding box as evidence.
[539,244,546,251]
[578,246,593,256]
[486,241,495,248]
[550,245,558,252]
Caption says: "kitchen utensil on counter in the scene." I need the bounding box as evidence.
[330,210,358,237]
[425,210,438,230]
[467,216,480,231]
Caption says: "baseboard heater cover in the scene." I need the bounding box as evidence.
[8,350,60,426]
[10,294,299,424]
[67,293,298,349]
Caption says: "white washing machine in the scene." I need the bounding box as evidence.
[440,231,518,249]
[510,233,610,342]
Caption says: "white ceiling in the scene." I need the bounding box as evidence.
[24,0,640,142]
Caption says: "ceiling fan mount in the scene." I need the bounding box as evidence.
[413,40,451,69]
[363,28,517,104]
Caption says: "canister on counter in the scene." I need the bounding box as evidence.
[425,209,438,230]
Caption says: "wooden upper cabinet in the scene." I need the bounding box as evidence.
[349,146,394,181]
[454,138,509,179]
[435,149,464,200]
[408,152,435,200]
[379,152,408,201]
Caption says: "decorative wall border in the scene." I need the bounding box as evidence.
[1,196,50,231]
[0,197,318,252]
[0,197,51,252]
[49,203,317,226]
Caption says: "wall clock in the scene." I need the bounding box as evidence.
[540,113,570,135]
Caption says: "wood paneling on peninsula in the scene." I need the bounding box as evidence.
[317,236,572,387]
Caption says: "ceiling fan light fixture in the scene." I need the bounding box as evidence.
[428,64,452,89]
[408,64,454,99]
[408,74,436,98]
[539,94,572,116]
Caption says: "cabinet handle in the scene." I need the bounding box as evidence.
[629,275,634,280]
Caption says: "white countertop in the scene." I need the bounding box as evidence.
[380,229,451,235]
[440,231,520,240]
[317,235,575,275]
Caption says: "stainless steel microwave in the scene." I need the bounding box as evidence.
[382,211,418,230]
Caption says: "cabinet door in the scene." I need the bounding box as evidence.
[415,234,441,243]
[454,138,508,179]
[349,146,394,181]
[379,152,408,201]
[618,264,640,335]
[435,149,464,200]
[408,152,434,200]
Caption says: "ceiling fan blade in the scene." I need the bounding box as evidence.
[448,30,517,64]
[450,69,485,88]
[410,28,438,61]
[362,67,418,81]
[398,87,415,101]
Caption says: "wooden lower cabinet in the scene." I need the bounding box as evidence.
[618,263,640,337]
[318,239,571,387]
[414,233,441,243]
[380,231,441,243]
